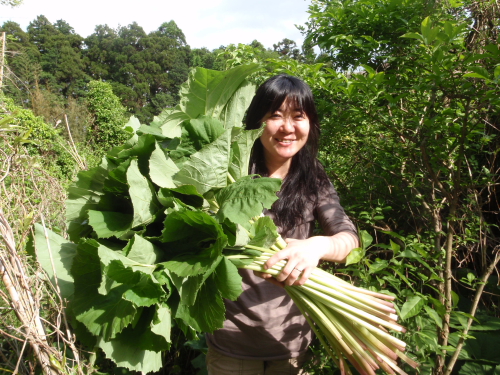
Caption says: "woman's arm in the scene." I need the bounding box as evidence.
[256,231,359,287]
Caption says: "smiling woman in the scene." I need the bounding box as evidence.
[205,74,359,375]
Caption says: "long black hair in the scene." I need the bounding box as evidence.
[245,74,331,236]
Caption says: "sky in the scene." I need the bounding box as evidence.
[0,0,312,50]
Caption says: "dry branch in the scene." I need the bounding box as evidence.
[0,208,62,375]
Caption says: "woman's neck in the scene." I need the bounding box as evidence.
[265,158,291,179]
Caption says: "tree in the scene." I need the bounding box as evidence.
[157,20,186,45]
[83,21,191,123]
[27,16,88,97]
[0,21,40,103]
[189,47,219,70]
[304,0,446,71]
[273,38,301,59]
[83,24,118,80]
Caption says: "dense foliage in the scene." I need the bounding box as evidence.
[288,1,499,374]
[2,95,79,179]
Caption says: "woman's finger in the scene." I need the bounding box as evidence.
[295,267,312,286]
[283,266,303,286]
[253,270,273,279]
[264,249,290,270]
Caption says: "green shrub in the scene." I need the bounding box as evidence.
[2,95,78,180]
[85,80,129,157]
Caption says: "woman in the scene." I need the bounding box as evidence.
[206,74,359,374]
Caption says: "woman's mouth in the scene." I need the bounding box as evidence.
[276,139,294,144]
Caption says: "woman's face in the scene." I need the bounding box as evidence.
[260,99,310,166]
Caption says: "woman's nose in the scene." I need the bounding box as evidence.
[280,117,295,132]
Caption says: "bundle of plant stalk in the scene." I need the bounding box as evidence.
[31,65,417,374]
[241,230,418,375]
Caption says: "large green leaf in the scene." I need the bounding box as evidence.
[213,256,242,301]
[124,234,161,265]
[98,305,170,356]
[137,124,169,140]
[97,241,161,307]
[102,261,163,307]
[173,129,232,194]
[168,251,222,308]
[179,64,260,120]
[159,64,259,137]
[71,240,137,340]
[229,127,262,180]
[66,166,108,222]
[122,116,141,145]
[160,110,189,139]
[118,134,157,160]
[97,335,163,373]
[103,158,131,195]
[215,176,281,228]
[150,304,172,344]
[149,142,179,189]
[31,224,76,301]
[184,116,226,150]
[168,185,205,208]
[127,159,160,227]
[169,273,206,307]
[75,285,137,340]
[248,216,279,249]
[66,166,109,241]
[175,274,225,333]
[161,210,227,276]
[220,80,256,128]
[87,211,133,239]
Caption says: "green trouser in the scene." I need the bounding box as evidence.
[206,345,311,375]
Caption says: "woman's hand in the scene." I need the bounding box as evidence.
[266,237,330,286]
[253,232,359,287]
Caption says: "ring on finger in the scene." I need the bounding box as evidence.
[294,267,303,272]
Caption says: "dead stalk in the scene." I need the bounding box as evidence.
[1,209,61,375]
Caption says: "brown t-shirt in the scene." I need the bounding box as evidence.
[206,181,357,360]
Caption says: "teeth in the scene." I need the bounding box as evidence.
[277,139,293,143]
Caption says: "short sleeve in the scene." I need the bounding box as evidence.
[315,182,357,237]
